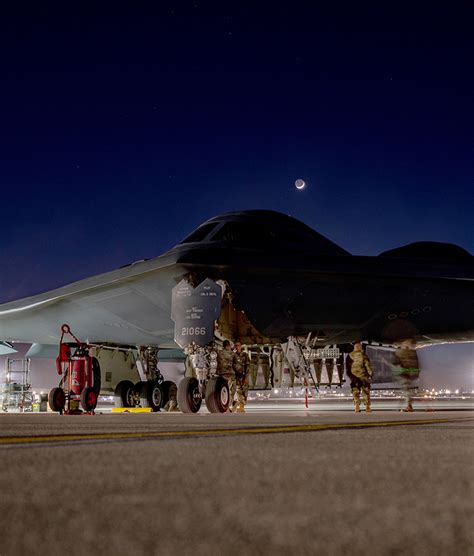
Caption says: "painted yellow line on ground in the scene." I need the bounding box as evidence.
[0,417,472,446]
[111,407,153,413]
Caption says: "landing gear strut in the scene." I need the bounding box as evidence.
[177,343,230,414]
[113,346,176,412]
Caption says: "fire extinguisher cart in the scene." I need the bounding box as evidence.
[49,324,101,415]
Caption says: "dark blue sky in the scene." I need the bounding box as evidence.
[1,5,473,302]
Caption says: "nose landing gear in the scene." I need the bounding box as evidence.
[177,344,231,414]
[205,376,230,413]
[177,377,203,413]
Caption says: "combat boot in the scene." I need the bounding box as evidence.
[238,403,245,413]
[365,405,372,413]
[354,403,361,413]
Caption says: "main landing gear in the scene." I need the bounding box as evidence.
[177,377,202,413]
[114,379,177,412]
[113,345,177,412]
[177,374,230,414]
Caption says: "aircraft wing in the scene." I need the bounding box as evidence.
[1,209,473,349]
[0,251,187,347]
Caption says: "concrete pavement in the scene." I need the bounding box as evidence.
[0,411,473,555]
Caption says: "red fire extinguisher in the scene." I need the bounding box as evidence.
[70,358,88,396]
[56,342,71,375]
[48,324,100,414]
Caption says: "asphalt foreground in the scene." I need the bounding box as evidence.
[0,410,473,556]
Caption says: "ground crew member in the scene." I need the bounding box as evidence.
[233,341,250,412]
[392,339,420,412]
[216,340,236,411]
[346,342,373,413]
[163,383,179,411]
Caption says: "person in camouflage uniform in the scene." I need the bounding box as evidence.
[163,383,179,412]
[392,339,420,412]
[346,342,373,413]
[233,341,250,412]
[216,340,236,411]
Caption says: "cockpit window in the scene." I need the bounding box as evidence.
[211,222,259,247]
[210,223,231,242]
[181,214,350,255]
[180,223,218,243]
[228,223,258,246]
[211,222,278,246]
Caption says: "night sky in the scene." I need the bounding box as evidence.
[1,5,473,304]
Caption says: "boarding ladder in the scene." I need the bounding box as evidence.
[281,337,319,397]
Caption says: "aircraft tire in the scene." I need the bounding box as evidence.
[140,381,162,411]
[81,386,98,412]
[134,381,146,395]
[205,376,230,413]
[161,380,177,409]
[92,357,101,396]
[48,387,66,413]
[114,380,135,408]
[177,377,202,413]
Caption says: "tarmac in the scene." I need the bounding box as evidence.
[0,407,473,555]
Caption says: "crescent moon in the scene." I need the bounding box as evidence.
[295,179,306,190]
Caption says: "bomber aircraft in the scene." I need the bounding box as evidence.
[0,210,472,412]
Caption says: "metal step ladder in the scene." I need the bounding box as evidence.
[1,358,33,412]
[281,337,319,396]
